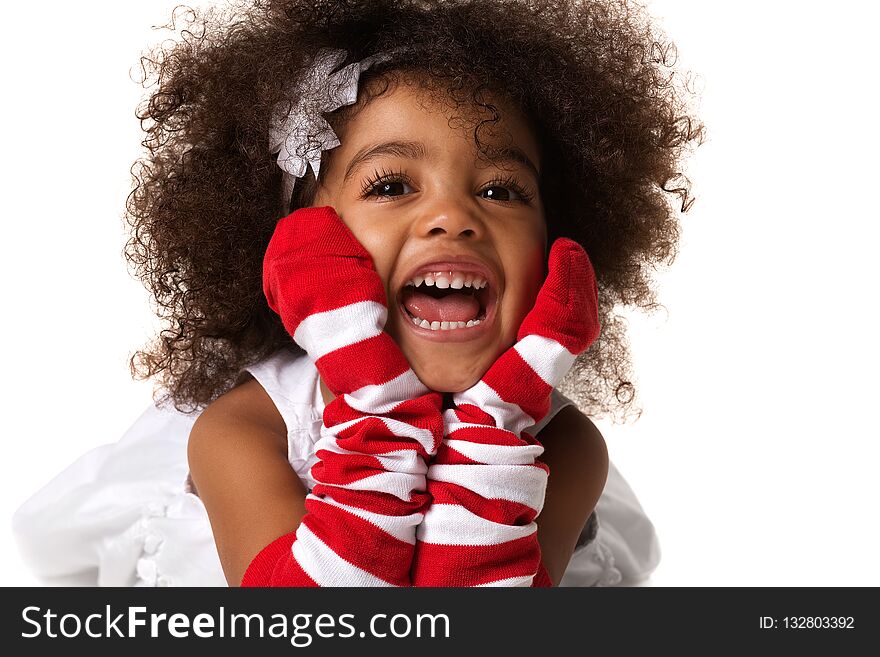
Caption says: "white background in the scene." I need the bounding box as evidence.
[1,1,878,586]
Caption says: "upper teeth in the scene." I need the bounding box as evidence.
[406,272,488,290]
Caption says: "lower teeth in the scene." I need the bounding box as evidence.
[410,316,482,331]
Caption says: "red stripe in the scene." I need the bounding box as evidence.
[325,390,443,428]
[383,395,446,440]
[448,417,544,452]
[519,431,543,447]
[331,416,433,458]
[444,423,526,448]
[452,404,495,426]
[531,562,553,587]
[313,486,431,517]
[312,450,387,486]
[412,534,541,586]
[427,482,540,525]
[240,532,319,587]
[433,442,480,465]
[316,334,411,395]
[301,497,414,586]
[480,348,552,425]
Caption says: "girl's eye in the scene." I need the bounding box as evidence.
[481,185,520,202]
[480,176,534,204]
[361,169,415,199]
[371,181,412,197]
[361,169,535,204]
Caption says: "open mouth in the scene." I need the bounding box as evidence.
[398,271,494,331]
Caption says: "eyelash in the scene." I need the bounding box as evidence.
[359,167,536,204]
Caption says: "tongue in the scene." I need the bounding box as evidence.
[402,289,481,323]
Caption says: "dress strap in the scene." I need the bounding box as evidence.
[242,348,323,431]
[242,348,326,486]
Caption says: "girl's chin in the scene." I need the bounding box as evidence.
[389,324,512,393]
[414,376,478,394]
[405,352,493,393]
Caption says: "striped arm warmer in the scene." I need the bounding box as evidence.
[411,239,600,587]
[243,206,443,587]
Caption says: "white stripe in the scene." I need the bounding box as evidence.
[375,416,438,455]
[292,522,396,586]
[318,415,369,437]
[313,442,428,476]
[376,452,426,476]
[318,417,437,459]
[450,382,535,437]
[443,420,542,453]
[344,369,429,414]
[514,334,576,388]
[427,463,547,510]
[473,575,534,587]
[417,504,537,545]
[293,301,386,360]
[442,438,544,465]
[314,470,426,501]
[309,495,420,544]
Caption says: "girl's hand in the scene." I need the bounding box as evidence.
[475,237,600,431]
[262,205,412,398]
[250,206,443,587]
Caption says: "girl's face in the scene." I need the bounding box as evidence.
[312,79,547,393]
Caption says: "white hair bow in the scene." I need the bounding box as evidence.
[269,48,392,207]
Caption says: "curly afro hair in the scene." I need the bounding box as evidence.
[125,0,703,420]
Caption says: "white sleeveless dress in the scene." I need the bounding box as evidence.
[12,349,660,587]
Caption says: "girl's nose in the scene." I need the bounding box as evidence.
[414,196,485,240]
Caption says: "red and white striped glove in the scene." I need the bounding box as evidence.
[410,238,600,587]
[242,206,444,587]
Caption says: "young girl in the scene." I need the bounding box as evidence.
[13,0,700,586]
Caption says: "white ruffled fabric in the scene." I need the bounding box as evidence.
[559,461,661,587]
[13,403,224,586]
[12,349,660,587]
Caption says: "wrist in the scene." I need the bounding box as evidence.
[319,376,334,406]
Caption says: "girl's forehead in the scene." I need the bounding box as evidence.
[334,77,542,170]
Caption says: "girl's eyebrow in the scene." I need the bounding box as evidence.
[343,140,427,182]
[342,140,540,182]
[482,145,541,181]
